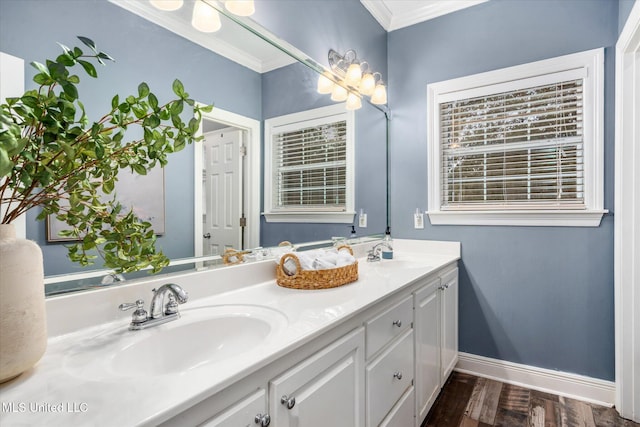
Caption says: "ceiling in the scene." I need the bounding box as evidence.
[360,0,489,31]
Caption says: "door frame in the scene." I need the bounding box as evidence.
[194,105,261,256]
[614,1,640,421]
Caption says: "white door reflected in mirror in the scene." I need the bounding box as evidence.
[202,128,244,255]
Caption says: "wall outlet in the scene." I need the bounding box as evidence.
[414,212,424,229]
[359,213,367,228]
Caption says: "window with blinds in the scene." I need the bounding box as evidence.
[264,104,355,223]
[273,121,347,211]
[426,48,605,226]
[440,79,584,210]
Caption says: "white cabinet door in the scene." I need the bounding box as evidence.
[440,268,459,385]
[200,389,267,427]
[269,328,365,427]
[414,277,441,425]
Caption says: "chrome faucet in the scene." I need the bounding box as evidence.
[367,242,393,262]
[119,283,188,330]
[150,283,188,319]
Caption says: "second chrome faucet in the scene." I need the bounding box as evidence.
[119,283,188,330]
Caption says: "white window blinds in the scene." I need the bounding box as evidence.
[273,120,347,211]
[440,79,585,210]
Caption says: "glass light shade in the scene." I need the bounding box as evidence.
[192,1,222,33]
[359,73,376,96]
[317,73,334,94]
[345,93,362,110]
[344,63,362,87]
[224,0,255,16]
[150,0,184,11]
[371,83,387,105]
[330,84,348,102]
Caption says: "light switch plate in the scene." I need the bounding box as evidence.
[414,212,424,229]
[359,213,367,228]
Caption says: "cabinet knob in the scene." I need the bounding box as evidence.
[392,320,402,327]
[281,395,296,410]
[393,371,403,380]
[254,413,271,426]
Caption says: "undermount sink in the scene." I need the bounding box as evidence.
[64,305,288,379]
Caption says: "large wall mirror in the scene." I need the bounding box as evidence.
[0,0,388,295]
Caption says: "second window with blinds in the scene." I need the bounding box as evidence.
[426,48,606,226]
[263,104,355,223]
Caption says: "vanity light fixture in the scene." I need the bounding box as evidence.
[330,84,348,102]
[345,92,362,110]
[150,0,255,33]
[359,71,379,96]
[370,81,387,105]
[316,71,335,94]
[149,0,184,11]
[192,0,222,33]
[224,0,255,16]
[344,61,363,87]
[318,48,387,109]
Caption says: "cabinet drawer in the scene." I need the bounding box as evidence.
[200,389,266,427]
[380,386,415,427]
[366,295,412,359]
[366,329,414,427]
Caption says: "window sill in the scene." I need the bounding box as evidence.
[263,211,356,224]
[427,209,608,227]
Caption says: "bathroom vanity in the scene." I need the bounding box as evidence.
[0,239,459,427]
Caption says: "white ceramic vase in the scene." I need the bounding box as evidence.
[0,223,47,383]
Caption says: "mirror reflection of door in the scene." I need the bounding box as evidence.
[202,126,245,256]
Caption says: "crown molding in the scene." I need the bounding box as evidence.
[361,0,489,32]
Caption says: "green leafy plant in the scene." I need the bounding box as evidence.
[0,36,212,273]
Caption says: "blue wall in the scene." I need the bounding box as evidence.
[0,0,262,275]
[388,0,618,380]
[619,0,637,33]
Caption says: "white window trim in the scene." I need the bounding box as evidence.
[426,48,607,227]
[263,103,356,223]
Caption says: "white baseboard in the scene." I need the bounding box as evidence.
[455,352,615,407]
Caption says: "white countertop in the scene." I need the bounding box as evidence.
[0,239,459,426]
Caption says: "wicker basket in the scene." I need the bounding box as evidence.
[276,245,358,290]
[222,248,248,265]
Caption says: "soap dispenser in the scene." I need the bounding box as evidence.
[382,227,393,259]
[350,225,357,238]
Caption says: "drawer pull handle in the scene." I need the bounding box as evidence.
[392,320,402,327]
[255,413,271,426]
[281,395,296,410]
[393,371,403,380]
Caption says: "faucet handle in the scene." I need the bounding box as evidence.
[119,299,148,324]
[119,300,142,311]
[165,294,179,315]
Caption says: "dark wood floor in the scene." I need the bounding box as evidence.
[421,372,639,427]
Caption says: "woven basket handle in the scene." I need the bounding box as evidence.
[336,245,354,256]
[223,248,244,265]
[280,253,302,278]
